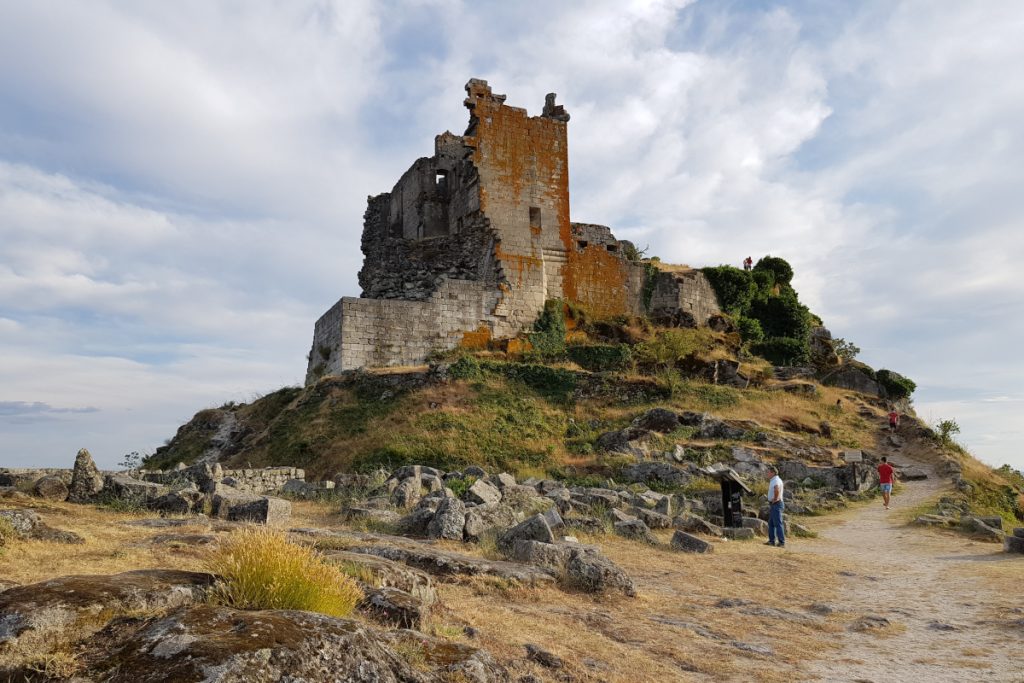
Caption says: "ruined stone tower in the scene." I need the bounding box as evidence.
[306,79,719,382]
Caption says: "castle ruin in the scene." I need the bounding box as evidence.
[306,79,719,383]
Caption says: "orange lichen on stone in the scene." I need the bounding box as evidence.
[562,245,636,319]
[460,326,492,349]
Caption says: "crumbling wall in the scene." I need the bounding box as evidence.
[565,223,646,318]
[649,269,721,326]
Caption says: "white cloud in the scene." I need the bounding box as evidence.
[1,1,1023,471]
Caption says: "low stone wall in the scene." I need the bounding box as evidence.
[221,467,306,495]
[139,465,306,495]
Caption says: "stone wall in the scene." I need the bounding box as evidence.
[309,279,501,378]
[140,465,306,495]
[649,269,721,326]
[221,466,305,494]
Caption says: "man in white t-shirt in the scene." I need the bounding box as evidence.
[766,466,785,548]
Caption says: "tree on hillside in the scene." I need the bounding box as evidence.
[753,255,794,287]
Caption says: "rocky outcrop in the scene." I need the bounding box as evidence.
[71,604,509,683]
[821,364,881,396]
[0,508,83,545]
[69,447,104,502]
[349,543,557,587]
[0,569,214,651]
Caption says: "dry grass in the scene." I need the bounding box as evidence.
[0,502,208,584]
[205,527,363,617]
[435,531,847,682]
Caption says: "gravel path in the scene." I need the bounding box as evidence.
[797,452,1023,682]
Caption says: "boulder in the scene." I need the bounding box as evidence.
[630,507,672,529]
[400,508,438,537]
[563,516,606,535]
[898,467,927,481]
[361,586,430,629]
[280,478,318,498]
[655,496,672,516]
[525,643,564,669]
[564,546,637,597]
[613,519,656,544]
[69,447,104,502]
[465,479,502,506]
[673,515,723,537]
[462,503,522,542]
[631,408,680,433]
[464,465,487,478]
[322,550,437,606]
[595,427,653,456]
[153,484,205,515]
[914,514,956,528]
[497,514,554,553]
[671,530,714,553]
[696,418,747,440]
[0,508,40,535]
[742,517,769,537]
[494,472,517,489]
[391,465,422,483]
[72,604,508,683]
[212,491,291,525]
[390,476,421,509]
[1005,535,1024,554]
[427,497,466,540]
[32,474,69,501]
[102,474,165,504]
[960,516,1005,542]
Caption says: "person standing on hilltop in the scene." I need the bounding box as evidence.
[878,456,896,510]
[888,408,900,432]
[765,466,785,548]
[743,256,753,271]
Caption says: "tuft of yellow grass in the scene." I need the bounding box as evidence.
[205,527,363,617]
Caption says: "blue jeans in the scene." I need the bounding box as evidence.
[769,502,785,545]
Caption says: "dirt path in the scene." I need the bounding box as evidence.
[796,453,1023,682]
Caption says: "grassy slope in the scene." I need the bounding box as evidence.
[149,362,881,479]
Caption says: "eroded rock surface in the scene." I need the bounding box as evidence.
[73,605,509,682]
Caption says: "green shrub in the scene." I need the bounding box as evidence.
[753,255,794,286]
[528,300,567,360]
[449,355,483,380]
[567,344,633,372]
[207,527,363,617]
[749,290,810,340]
[832,337,860,361]
[635,328,716,370]
[700,266,755,315]
[751,337,811,366]
[934,418,960,447]
[876,369,916,399]
[735,316,764,343]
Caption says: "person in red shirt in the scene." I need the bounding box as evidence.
[878,456,895,509]
[888,409,900,432]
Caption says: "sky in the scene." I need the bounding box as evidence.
[1,0,1023,471]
